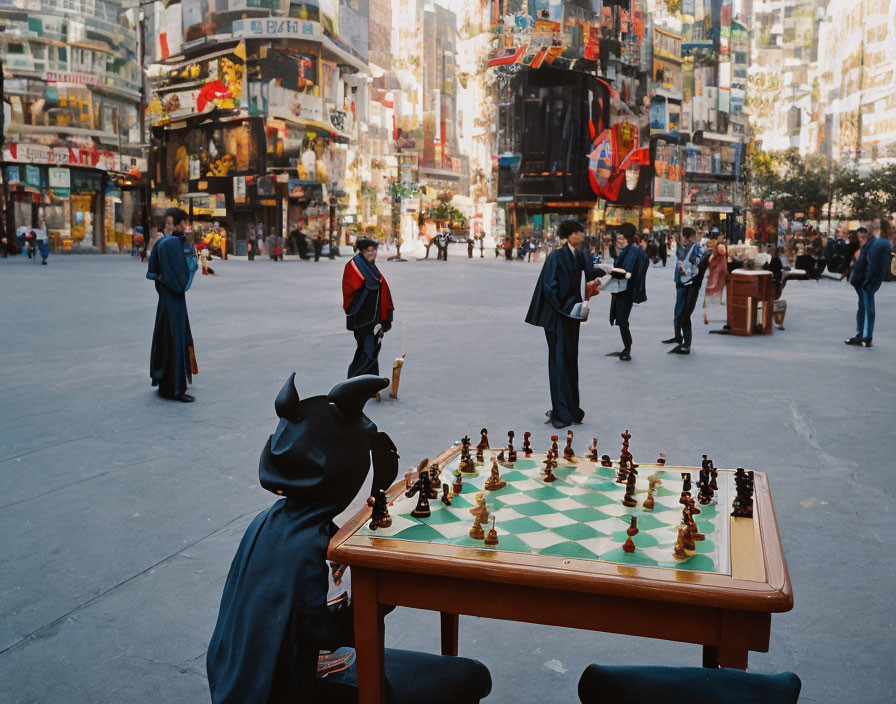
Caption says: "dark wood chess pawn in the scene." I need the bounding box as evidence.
[522,431,533,456]
[709,466,719,492]
[507,431,517,462]
[497,449,506,462]
[440,483,453,506]
[681,472,692,492]
[452,470,464,495]
[406,470,432,518]
[563,430,575,461]
[477,428,490,452]
[616,459,630,484]
[461,434,471,453]
[683,494,701,516]
[622,472,638,507]
[460,455,476,474]
[428,464,441,499]
[550,434,560,457]
[367,489,392,530]
[587,437,598,462]
[600,455,613,467]
[622,517,639,553]
[475,445,484,463]
[483,518,499,546]
[543,464,557,483]
[656,454,666,465]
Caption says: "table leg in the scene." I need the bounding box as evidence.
[353,568,387,704]
[716,612,751,670]
[702,645,719,668]
[440,612,459,656]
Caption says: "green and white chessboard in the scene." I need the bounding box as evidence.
[359,451,732,574]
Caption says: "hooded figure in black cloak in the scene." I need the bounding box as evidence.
[609,224,649,361]
[342,238,394,378]
[146,224,198,401]
[207,374,492,704]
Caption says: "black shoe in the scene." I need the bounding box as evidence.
[862,339,873,348]
[669,345,690,355]
[619,350,632,361]
[175,393,195,403]
[546,411,553,419]
[662,337,681,344]
[551,418,571,429]
[844,336,863,346]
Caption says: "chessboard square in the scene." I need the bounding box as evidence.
[544,497,587,512]
[600,546,660,567]
[530,513,577,529]
[500,470,528,483]
[587,518,621,535]
[552,522,605,541]
[618,513,667,531]
[391,523,447,543]
[509,501,557,517]
[584,477,620,492]
[492,492,537,507]
[610,530,660,548]
[517,530,568,550]
[554,484,590,496]
[571,491,617,507]
[512,459,539,470]
[448,493,474,508]
[673,553,717,573]
[491,507,524,522]
[500,516,551,534]
[592,465,618,480]
[596,502,630,516]
[539,540,601,561]
[424,508,463,525]
[526,486,568,501]
[431,521,477,540]
[578,536,616,556]
[562,506,613,524]
[488,533,531,554]
[511,478,544,492]
[487,483,520,496]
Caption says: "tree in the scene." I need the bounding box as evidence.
[747,148,840,216]
[836,165,896,220]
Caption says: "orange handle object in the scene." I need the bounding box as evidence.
[389,356,405,400]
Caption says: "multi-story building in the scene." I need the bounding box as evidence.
[145,0,371,254]
[0,0,145,252]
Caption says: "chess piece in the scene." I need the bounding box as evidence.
[681,520,696,550]
[460,454,477,474]
[672,527,688,560]
[469,492,489,523]
[522,431,532,456]
[367,489,392,530]
[543,464,557,482]
[587,438,598,462]
[684,494,700,516]
[600,454,612,467]
[507,431,517,462]
[440,483,453,506]
[404,471,413,490]
[452,470,464,495]
[483,518,499,546]
[428,464,441,498]
[622,517,638,553]
[476,428,489,452]
[406,469,432,518]
[681,472,692,492]
[484,456,507,491]
[643,476,657,511]
[469,514,485,540]
[461,434,471,453]
[616,462,629,484]
[497,449,506,462]
[563,430,575,461]
[622,470,637,506]
[657,453,666,465]
[550,434,559,457]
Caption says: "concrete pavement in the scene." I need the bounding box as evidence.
[1,252,893,702]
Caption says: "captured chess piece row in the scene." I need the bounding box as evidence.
[468,491,499,546]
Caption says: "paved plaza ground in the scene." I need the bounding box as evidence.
[1,250,894,703]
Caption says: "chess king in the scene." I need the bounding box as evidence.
[206,374,400,702]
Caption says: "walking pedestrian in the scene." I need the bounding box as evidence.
[609,224,649,361]
[342,238,394,377]
[525,220,600,429]
[845,226,892,348]
[147,208,198,402]
[313,232,323,261]
[39,237,50,265]
[703,240,728,326]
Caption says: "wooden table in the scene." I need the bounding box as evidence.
[727,269,775,335]
[329,447,792,704]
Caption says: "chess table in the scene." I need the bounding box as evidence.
[328,443,793,704]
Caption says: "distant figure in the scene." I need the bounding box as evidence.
[247,235,255,261]
[342,238,394,377]
[609,224,649,361]
[468,238,474,258]
[147,208,198,402]
[845,226,892,348]
[39,238,50,265]
[313,233,324,262]
[0,235,7,258]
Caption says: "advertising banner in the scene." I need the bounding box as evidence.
[4,143,117,171]
[653,142,682,204]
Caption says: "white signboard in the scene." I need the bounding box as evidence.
[231,18,322,41]
[48,167,70,189]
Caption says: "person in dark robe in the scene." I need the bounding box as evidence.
[609,223,649,361]
[343,238,394,378]
[846,226,892,348]
[663,227,704,354]
[147,208,198,402]
[525,220,600,429]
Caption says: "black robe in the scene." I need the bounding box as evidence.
[525,245,599,425]
[609,244,649,326]
[147,234,196,398]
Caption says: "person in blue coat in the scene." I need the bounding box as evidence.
[609,223,649,361]
[147,208,198,401]
[846,226,892,348]
[525,220,600,429]
[663,227,704,354]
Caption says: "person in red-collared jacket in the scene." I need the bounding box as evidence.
[342,238,394,378]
